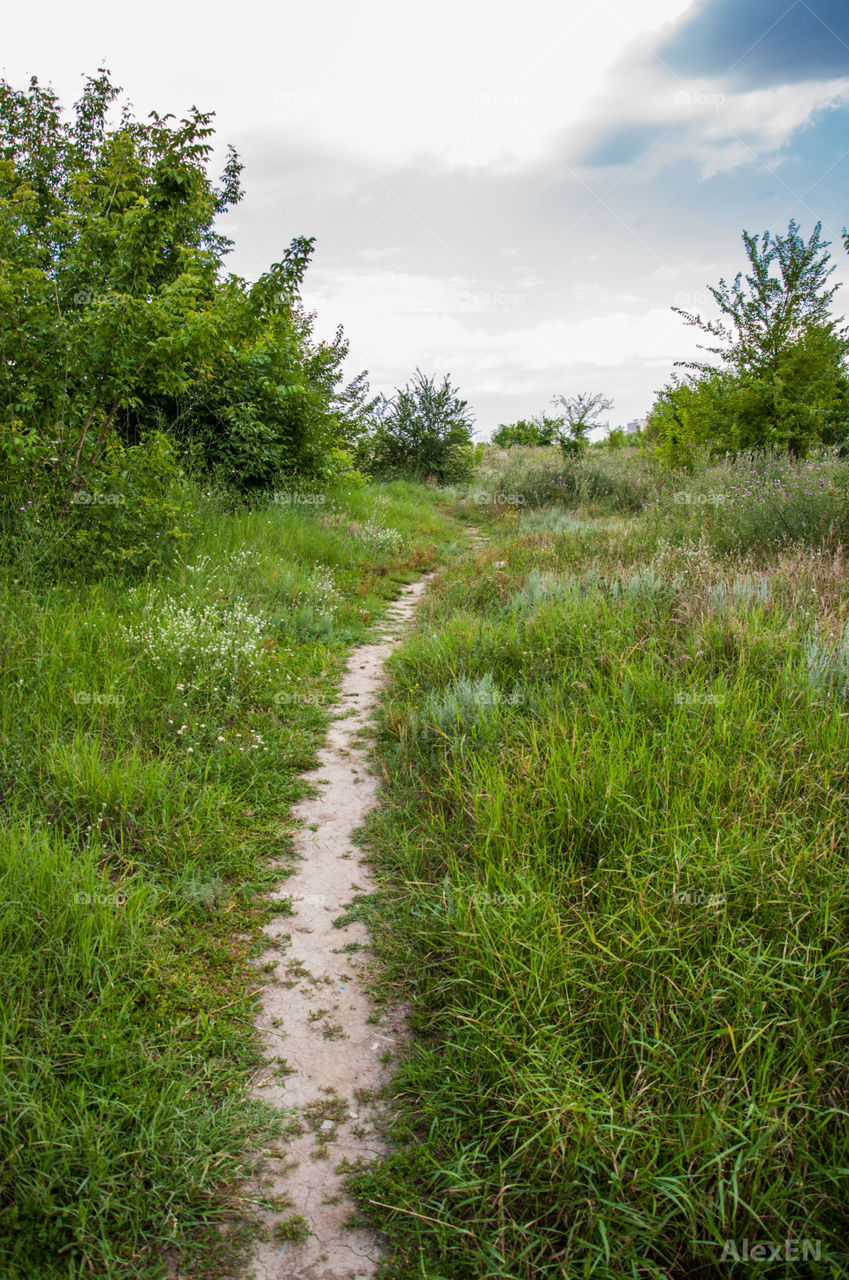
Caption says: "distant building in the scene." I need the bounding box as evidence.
[625,417,647,434]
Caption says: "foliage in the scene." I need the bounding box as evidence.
[0,70,374,577]
[674,219,844,377]
[359,369,475,482]
[146,253,378,492]
[492,399,615,455]
[552,391,614,453]
[0,72,232,502]
[602,426,628,449]
[491,413,562,448]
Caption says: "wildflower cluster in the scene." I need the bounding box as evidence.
[123,597,268,681]
[299,565,341,615]
[357,518,404,554]
[680,447,849,554]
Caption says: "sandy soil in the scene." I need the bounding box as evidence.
[243,576,431,1280]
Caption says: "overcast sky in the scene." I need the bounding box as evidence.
[5,0,849,436]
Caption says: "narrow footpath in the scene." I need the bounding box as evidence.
[245,576,431,1280]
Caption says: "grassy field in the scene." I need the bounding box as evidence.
[0,479,461,1278]
[4,444,849,1278]
[350,448,849,1279]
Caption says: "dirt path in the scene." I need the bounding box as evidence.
[244,576,431,1280]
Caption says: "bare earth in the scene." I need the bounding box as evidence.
[244,577,431,1280]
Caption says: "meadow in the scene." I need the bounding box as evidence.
[350,445,849,1279]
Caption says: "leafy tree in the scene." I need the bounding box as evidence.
[0,68,373,573]
[653,221,849,457]
[0,70,240,566]
[674,220,844,377]
[143,239,374,490]
[0,72,236,504]
[362,370,475,482]
[603,427,628,450]
[552,392,614,454]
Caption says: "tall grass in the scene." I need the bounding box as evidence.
[0,480,459,1277]
[472,442,849,554]
[472,444,658,514]
[351,503,849,1278]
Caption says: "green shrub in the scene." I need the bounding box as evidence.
[1,427,196,579]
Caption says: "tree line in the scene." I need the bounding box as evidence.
[493,221,849,463]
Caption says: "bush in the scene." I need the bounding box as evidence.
[491,414,562,447]
[360,370,475,482]
[0,71,375,577]
[1,427,195,578]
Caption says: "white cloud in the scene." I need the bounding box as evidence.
[302,266,704,426]
[4,0,693,172]
[568,39,849,179]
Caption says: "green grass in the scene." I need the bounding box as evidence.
[6,447,849,1277]
[0,478,461,1278]
[350,491,849,1279]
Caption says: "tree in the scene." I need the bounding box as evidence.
[552,392,613,454]
[0,66,371,547]
[155,239,375,489]
[674,220,845,377]
[0,71,251,505]
[655,221,849,455]
[361,370,475,482]
[603,427,628,450]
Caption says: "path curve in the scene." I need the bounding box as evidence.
[245,576,431,1280]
